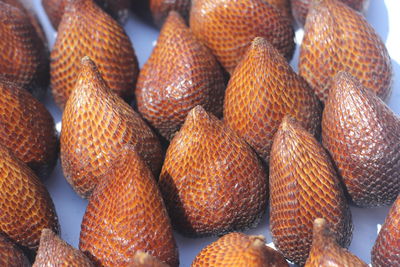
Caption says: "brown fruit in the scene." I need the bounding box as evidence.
[322,72,400,207]
[159,106,267,236]
[51,0,138,109]
[224,37,321,162]
[150,0,191,26]
[305,218,368,267]
[0,1,49,99]
[0,144,59,251]
[0,80,58,179]
[299,0,392,103]
[265,0,292,19]
[190,0,295,73]
[0,233,30,267]
[79,146,179,267]
[129,251,170,267]
[61,57,162,198]
[33,229,94,267]
[192,232,289,267]
[136,12,225,140]
[269,116,352,265]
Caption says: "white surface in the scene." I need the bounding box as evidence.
[30,0,400,265]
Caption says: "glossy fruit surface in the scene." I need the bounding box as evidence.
[0,233,29,267]
[150,0,190,26]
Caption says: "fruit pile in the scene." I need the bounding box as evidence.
[0,0,398,266]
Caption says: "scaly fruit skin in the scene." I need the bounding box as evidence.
[265,0,292,19]
[150,0,191,26]
[0,144,59,251]
[0,233,30,267]
[192,232,289,267]
[190,0,295,73]
[0,2,49,99]
[224,37,321,162]
[61,57,162,198]
[129,251,170,267]
[0,80,58,179]
[305,218,368,267]
[80,146,179,267]
[299,0,392,103]
[33,229,94,267]
[51,0,138,109]
[159,106,267,237]
[136,12,225,141]
[269,116,352,265]
[371,195,400,267]
[322,72,400,207]
[291,0,369,26]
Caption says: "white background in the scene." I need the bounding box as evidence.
[29,0,400,265]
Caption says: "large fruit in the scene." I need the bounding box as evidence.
[150,0,191,26]
[299,0,392,103]
[269,116,352,265]
[159,106,267,236]
[322,72,400,207]
[80,146,179,267]
[51,0,138,108]
[136,12,225,140]
[61,57,162,198]
[190,0,295,73]
[0,233,29,267]
[224,37,321,162]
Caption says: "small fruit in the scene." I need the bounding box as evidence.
[322,72,400,207]
[136,12,225,140]
[61,57,162,198]
[269,116,352,265]
[371,195,400,267]
[51,0,138,108]
[299,0,392,103]
[305,218,368,267]
[159,106,267,236]
[0,80,58,179]
[224,37,321,162]
[80,146,179,267]
[130,251,170,267]
[0,233,29,267]
[192,232,289,267]
[150,0,191,26]
[190,0,295,73]
[33,229,94,267]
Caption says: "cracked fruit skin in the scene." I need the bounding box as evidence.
[305,218,368,267]
[159,106,267,237]
[322,72,400,207]
[371,195,400,267]
[50,0,138,109]
[0,80,58,179]
[0,233,29,267]
[61,57,162,198]
[80,146,179,267]
[190,0,295,73]
[269,116,352,266]
[299,0,392,103]
[136,12,225,141]
[224,37,321,162]
[192,232,289,267]
[150,0,191,26]
[33,229,94,267]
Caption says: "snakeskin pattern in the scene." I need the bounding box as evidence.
[0,233,29,267]
[150,0,191,26]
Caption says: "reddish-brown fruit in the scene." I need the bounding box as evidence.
[299,0,392,103]
[192,232,289,267]
[0,144,59,251]
[322,72,400,207]
[372,195,400,266]
[33,229,94,267]
[265,0,292,19]
[0,80,58,179]
[159,106,267,236]
[61,57,162,198]
[190,0,295,73]
[0,233,30,267]
[224,37,321,162]
[129,251,170,267]
[136,12,225,140]
[0,1,49,99]
[80,146,179,267]
[51,0,138,109]
[269,116,352,265]
[305,218,368,267]
[150,0,191,26]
